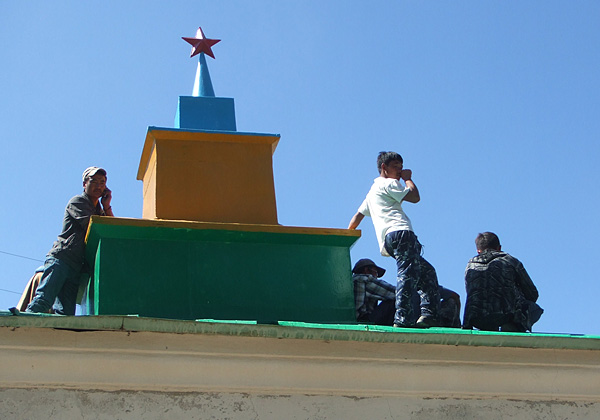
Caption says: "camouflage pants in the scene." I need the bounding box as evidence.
[384,230,440,326]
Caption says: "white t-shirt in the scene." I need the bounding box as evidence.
[358,177,413,256]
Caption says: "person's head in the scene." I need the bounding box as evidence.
[82,167,107,200]
[352,258,386,278]
[475,232,501,253]
[377,151,403,179]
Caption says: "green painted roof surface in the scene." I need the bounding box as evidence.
[1,311,598,351]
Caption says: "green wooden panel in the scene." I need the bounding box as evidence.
[86,221,358,323]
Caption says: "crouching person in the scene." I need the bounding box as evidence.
[463,232,543,332]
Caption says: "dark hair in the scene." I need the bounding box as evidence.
[475,232,501,251]
[377,151,403,173]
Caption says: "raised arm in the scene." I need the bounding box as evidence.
[401,169,420,203]
[101,188,114,217]
[348,212,365,230]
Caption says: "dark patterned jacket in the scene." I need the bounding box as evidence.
[463,250,542,331]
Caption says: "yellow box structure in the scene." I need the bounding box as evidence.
[137,127,280,224]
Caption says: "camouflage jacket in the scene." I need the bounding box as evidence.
[463,250,540,331]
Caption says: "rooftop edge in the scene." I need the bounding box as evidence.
[1,312,598,351]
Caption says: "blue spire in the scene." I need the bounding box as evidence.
[193,53,215,97]
[176,28,235,131]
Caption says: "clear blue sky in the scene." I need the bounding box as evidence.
[1,2,599,335]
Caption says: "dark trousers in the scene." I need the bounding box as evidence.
[368,299,395,326]
[384,230,440,326]
[26,256,81,315]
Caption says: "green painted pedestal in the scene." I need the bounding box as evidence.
[85,217,360,323]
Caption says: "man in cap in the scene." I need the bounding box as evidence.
[25,167,114,315]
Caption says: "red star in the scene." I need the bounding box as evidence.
[182,27,220,59]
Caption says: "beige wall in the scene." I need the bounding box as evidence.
[3,388,598,420]
[1,320,599,419]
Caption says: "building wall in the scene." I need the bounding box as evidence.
[1,318,599,419]
[3,388,598,420]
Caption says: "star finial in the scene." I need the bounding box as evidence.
[182,27,220,59]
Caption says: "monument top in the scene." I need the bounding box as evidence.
[182,27,220,98]
[182,27,220,59]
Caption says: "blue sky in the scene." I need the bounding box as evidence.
[1,2,599,335]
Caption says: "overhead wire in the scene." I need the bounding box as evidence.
[0,250,44,263]
[0,250,44,296]
[0,288,21,295]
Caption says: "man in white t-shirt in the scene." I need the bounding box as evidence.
[348,152,440,327]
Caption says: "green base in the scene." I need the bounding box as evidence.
[85,217,360,323]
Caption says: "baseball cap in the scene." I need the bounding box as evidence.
[82,167,107,182]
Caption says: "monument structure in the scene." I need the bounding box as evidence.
[84,27,360,323]
[1,27,599,420]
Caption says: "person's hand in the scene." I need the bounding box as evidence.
[101,187,112,209]
[400,169,412,181]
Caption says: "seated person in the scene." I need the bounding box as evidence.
[438,287,462,328]
[352,258,396,325]
[352,258,462,327]
[16,266,48,313]
[463,232,543,332]
[15,266,91,315]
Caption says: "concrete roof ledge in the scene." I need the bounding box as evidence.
[1,312,598,351]
[2,312,600,417]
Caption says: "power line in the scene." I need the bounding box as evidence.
[0,288,21,296]
[0,250,44,263]
[0,250,42,296]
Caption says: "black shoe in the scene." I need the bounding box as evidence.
[415,315,438,328]
[393,322,413,328]
[500,322,526,333]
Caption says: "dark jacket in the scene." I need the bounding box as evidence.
[48,193,104,270]
[463,250,542,331]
